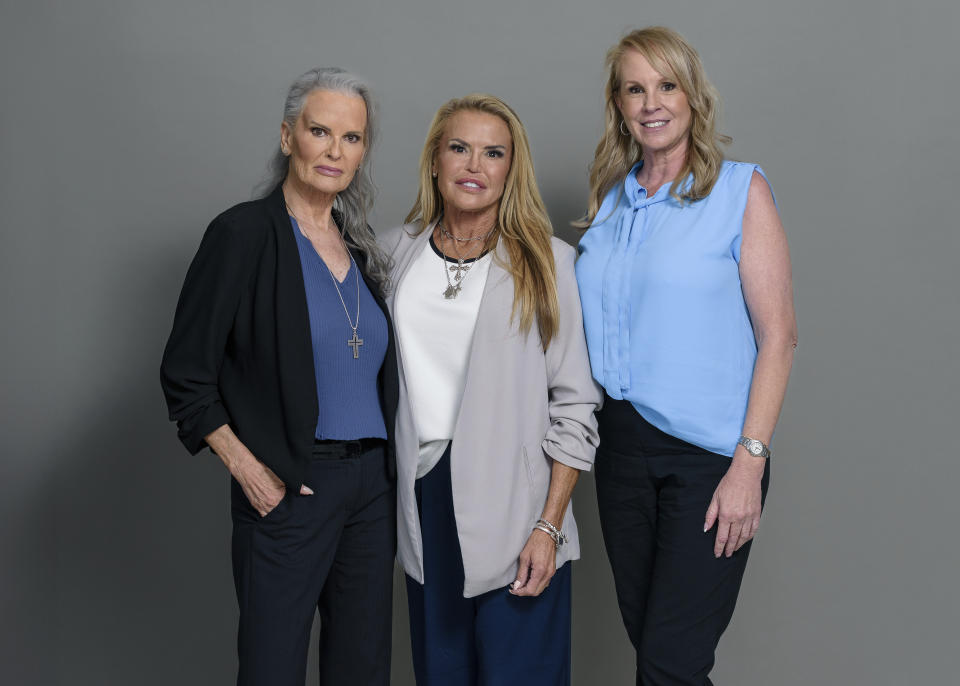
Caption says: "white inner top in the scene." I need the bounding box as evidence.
[395,237,492,478]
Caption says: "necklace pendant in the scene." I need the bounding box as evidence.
[449,262,470,281]
[443,283,461,299]
[347,330,364,359]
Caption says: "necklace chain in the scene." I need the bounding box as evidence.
[286,202,363,358]
[438,221,494,244]
[436,221,491,299]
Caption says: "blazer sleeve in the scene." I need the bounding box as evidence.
[541,241,603,471]
[160,216,257,454]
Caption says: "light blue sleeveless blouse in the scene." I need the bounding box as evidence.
[575,160,769,457]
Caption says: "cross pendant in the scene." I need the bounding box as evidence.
[347,330,364,359]
[448,262,470,281]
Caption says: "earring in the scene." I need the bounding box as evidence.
[431,170,437,178]
[619,120,631,137]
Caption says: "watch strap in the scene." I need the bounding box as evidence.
[737,435,771,458]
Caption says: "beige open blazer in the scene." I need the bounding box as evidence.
[381,222,602,597]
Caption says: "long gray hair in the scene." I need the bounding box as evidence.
[257,67,391,292]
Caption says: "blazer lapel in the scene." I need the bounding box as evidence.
[268,185,319,436]
[387,221,435,309]
[451,238,515,438]
[473,238,514,331]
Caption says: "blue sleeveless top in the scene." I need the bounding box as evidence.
[575,160,769,457]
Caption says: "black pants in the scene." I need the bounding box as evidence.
[595,398,770,686]
[230,440,396,686]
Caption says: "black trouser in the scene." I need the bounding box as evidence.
[230,439,396,686]
[595,398,770,686]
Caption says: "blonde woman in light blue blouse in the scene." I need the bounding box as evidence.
[576,27,797,685]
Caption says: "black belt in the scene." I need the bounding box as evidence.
[311,437,385,460]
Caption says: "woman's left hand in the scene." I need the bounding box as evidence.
[704,453,766,558]
[510,529,557,596]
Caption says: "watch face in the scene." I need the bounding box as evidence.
[747,440,763,455]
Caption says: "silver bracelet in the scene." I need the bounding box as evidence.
[533,518,567,550]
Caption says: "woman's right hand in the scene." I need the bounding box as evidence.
[230,451,287,517]
[204,424,312,516]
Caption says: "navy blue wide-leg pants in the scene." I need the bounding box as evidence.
[406,446,572,686]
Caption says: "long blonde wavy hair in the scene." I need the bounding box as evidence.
[405,94,559,348]
[576,27,731,227]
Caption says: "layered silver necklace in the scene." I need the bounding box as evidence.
[437,221,493,300]
[287,204,363,359]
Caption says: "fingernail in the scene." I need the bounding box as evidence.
[703,525,709,532]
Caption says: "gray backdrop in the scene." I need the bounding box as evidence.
[2,0,957,684]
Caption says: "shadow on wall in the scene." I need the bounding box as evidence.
[34,244,239,685]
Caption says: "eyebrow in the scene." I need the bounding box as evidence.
[448,137,506,151]
[308,120,364,137]
[622,76,676,85]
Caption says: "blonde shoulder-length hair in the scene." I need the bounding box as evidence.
[405,94,559,349]
[576,26,731,227]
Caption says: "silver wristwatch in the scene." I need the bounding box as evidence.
[737,435,771,458]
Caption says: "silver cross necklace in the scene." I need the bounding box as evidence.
[288,204,363,359]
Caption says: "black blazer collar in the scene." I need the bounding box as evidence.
[267,185,319,443]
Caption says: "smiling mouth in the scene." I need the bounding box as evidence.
[457,180,485,190]
[641,120,669,129]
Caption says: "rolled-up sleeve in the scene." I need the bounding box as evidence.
[160,217,254,454]
[541,243,603,471]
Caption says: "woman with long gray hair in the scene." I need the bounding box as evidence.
[161,67,398,685]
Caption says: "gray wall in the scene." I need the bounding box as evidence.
[2,0,957,683]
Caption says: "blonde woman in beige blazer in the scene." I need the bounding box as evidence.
[380,94,601,685]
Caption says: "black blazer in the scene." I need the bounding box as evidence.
[160,185,398,488]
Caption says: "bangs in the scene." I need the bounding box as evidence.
[618,39,695,99]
